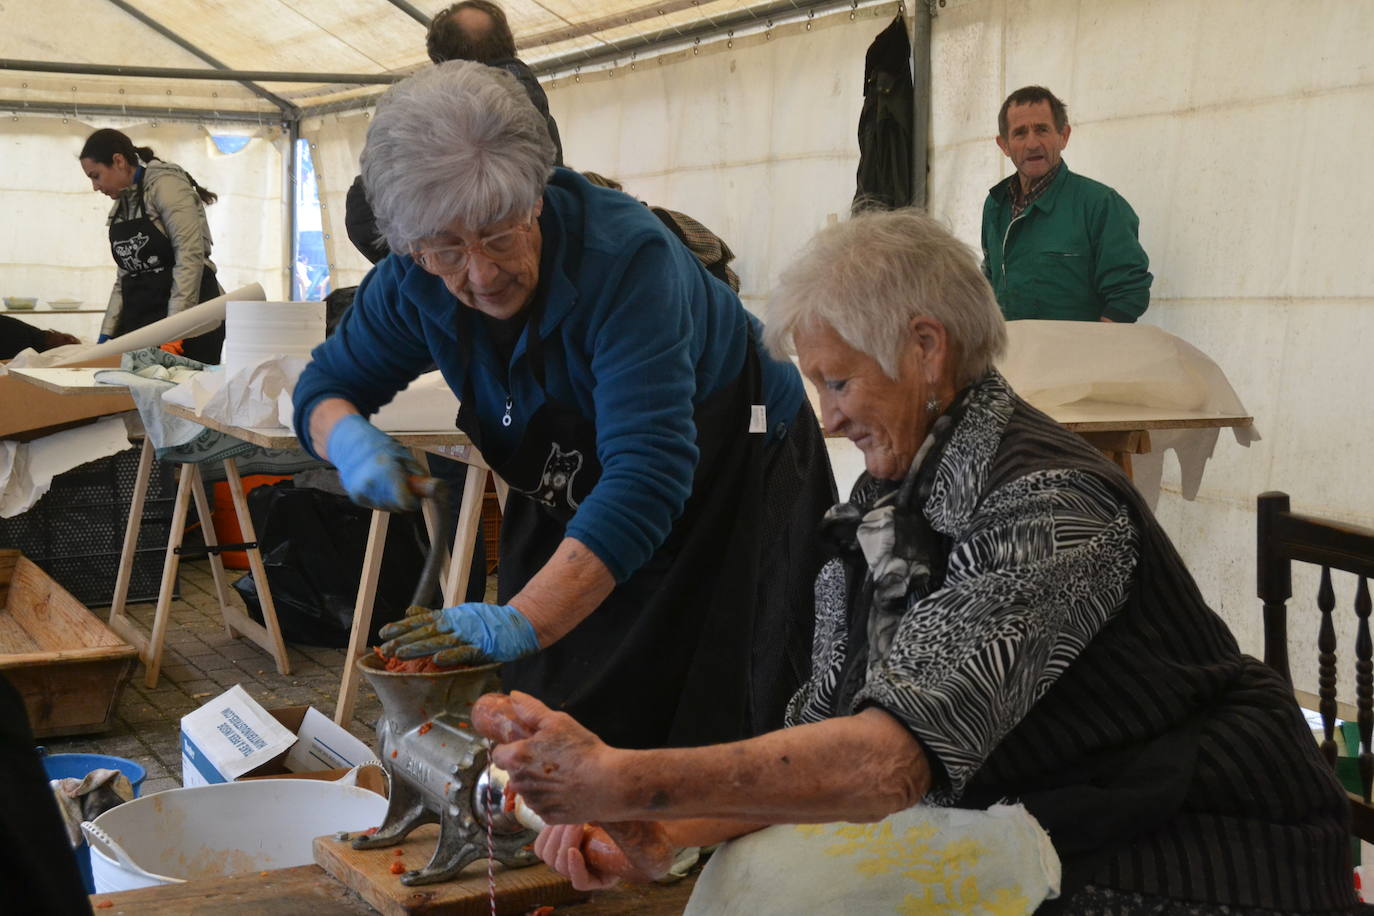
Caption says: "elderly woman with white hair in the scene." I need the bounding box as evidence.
[479,210,1359,913]
[292,61,835,751]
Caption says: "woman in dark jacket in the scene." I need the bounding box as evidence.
[78,128,225,364]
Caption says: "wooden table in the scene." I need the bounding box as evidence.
[88,864,698,915]
[1046,401,1253,478]
[161,403,497,725]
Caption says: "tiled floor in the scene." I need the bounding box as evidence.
[41,559,387,794]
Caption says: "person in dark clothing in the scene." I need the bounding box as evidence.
[498,210,1357,914]
[344,0,564,264]
[0,674,92,914]
[0,314,79,361]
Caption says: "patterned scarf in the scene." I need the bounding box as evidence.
[819,385,974,706]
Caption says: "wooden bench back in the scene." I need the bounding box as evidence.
[1258,491,1374,839]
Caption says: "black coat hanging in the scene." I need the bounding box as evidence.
[853,15,915,211]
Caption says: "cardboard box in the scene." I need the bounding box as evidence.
[0,356,133,441]
[180,684,374,788]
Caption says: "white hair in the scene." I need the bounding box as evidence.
[361,59,557,251]
[765,208,1007,385]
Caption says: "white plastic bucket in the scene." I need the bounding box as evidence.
[83,776,388,893]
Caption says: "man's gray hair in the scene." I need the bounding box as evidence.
[765,209,1007,386]
[362,60,557,252]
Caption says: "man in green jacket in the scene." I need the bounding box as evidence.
[981,86,1152,323]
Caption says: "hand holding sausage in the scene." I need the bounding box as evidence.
[533,822,675,890]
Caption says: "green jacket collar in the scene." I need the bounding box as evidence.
[989,160,1072,214]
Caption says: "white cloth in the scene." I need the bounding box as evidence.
[684,803,1060,915]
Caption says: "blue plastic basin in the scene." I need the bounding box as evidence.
[39,750,148,894]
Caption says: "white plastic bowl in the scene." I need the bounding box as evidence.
[83,777,388,893]
[3,296,37,310]
[47,298,83,310]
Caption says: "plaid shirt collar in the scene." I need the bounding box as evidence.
[1009,160,1063,218]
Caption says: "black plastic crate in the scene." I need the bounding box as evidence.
[0,449,179,607]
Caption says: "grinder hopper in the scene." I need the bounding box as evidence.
[352,654,537,885]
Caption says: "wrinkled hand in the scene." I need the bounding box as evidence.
[478,691,625,824]
[535,824,627,891]
[325,413,422,512]
[379,602,539,665]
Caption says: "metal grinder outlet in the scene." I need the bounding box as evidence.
[351,653,537,885]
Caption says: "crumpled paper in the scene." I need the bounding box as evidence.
[162,356,311,430]
[369,371,460,432]
[998,321,1261,507]
[0,416,132,517]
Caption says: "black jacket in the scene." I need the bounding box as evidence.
[345,57,565,264]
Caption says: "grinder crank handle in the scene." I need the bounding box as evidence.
[471,694,676,883]
[407,474,452,610]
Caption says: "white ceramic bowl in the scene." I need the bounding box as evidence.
[48,298,83,310]
[3,296,37,310]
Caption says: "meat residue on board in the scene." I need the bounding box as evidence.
[418,721,433,735]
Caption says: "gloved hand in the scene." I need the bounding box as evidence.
[326,413,423,512]
[96,334,111,344]
[379,602,541,665]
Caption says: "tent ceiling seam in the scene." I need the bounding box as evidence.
[383,0,433,27]
[0,60,403,86]
[103,0,300,119]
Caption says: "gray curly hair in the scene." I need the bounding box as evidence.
[765,209,1006,386]
[362,59,557,252]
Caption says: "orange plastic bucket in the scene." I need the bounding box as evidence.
[211,476,289,569]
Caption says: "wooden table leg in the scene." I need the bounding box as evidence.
[139,462,197,688]
[187,466,237,639]
[334,509,390,726]
[220,458,291,676]
[443,464,489,606]
[108,438,153,643]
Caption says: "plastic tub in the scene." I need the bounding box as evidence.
[84,775,388,893]
[40,749,147,893]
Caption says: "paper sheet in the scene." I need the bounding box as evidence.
[41,283,266,367]
[0,416,132,517]
[162,356,310,430]
[996,321,1261,507]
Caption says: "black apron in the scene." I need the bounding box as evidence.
[456,310,774,750]
[110,170,224,365]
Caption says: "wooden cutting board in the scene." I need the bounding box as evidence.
[314,824,586,915]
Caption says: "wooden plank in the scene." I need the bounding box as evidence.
[89,864,376,915]
[314,824,585,916]
[443,464,488,606]
[161,403,476,451]
[223,458,292,675]
[3,557,129,652]
[5,367,131,396]
[335,509,390,726]
[108,438,154,628]
[144,462,197,688]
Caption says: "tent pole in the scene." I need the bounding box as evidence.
[0,98,284,125]
[101,0,300,118]
[288,120,301,302]
[910,1,934,209]
[0,58,401,86]
[384,0,432,26]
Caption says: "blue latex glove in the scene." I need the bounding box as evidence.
[326,413,423,512]
[378,603,541,665]
[97,334,111,344]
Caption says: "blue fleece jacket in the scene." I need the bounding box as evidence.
[293,168,803,583]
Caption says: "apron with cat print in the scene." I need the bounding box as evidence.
[109,169,224,365]
[454,308,773,751]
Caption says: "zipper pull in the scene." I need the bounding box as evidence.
[502,397,513,428]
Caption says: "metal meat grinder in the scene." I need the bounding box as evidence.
[351,653,538,885]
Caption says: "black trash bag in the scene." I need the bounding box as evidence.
[232,482,429,648]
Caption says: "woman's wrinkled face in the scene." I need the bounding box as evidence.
[80,154,135,199]
[415,201,543,320]
[796,320,945,481]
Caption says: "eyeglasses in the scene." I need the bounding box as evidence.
[412,212,534,275]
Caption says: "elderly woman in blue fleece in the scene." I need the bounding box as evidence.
[292,60,835,750]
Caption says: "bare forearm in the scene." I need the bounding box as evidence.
[307,397,361,458]
[603,709,928,825]
[510,536,615,646]
[661,818,766,848]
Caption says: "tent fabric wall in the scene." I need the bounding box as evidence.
[542,4,899,320]
[302,111,374,291]
[927,0,1374,702]
[0,117,287,334]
